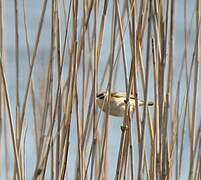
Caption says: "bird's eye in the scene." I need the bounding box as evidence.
[96,93,105,99]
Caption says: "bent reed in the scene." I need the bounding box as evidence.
[0,0,200,180]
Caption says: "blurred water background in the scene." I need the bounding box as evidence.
[1,0,201,179]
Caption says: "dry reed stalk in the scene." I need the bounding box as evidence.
[31,0,71,178]
[115,0,129,89]
[97,3,116,179]
[175,15,197,179]
[55,1,62,178]
[49,1,57,179]
[151,38,157,179]
[0,0,3,152]
[0,56,22,179]
[177,0,189,177]
[167,0,176,178]
[14,4,49,178]
[171,77,180,180]
[138,45,154,141]
[59,0,72,157]
[22,0,38,156]
[20,0,48,142]
[1,0,201,179]
[0,3,11,180]
[90,1,98,179]
[130,0,142,151]
[0,7,12,175]
[138,0,152,179]
[75,86,83,180]
[59,1,79,179]
[115,1,140,179]
[13,0,22,178]
[189,1,200,178]
[3,103,11,180]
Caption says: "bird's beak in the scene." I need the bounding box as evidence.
[148,102,154,106]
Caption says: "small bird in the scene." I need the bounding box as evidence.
[96,92,153,117]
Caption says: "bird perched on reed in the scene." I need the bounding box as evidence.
[96,92,153,117]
